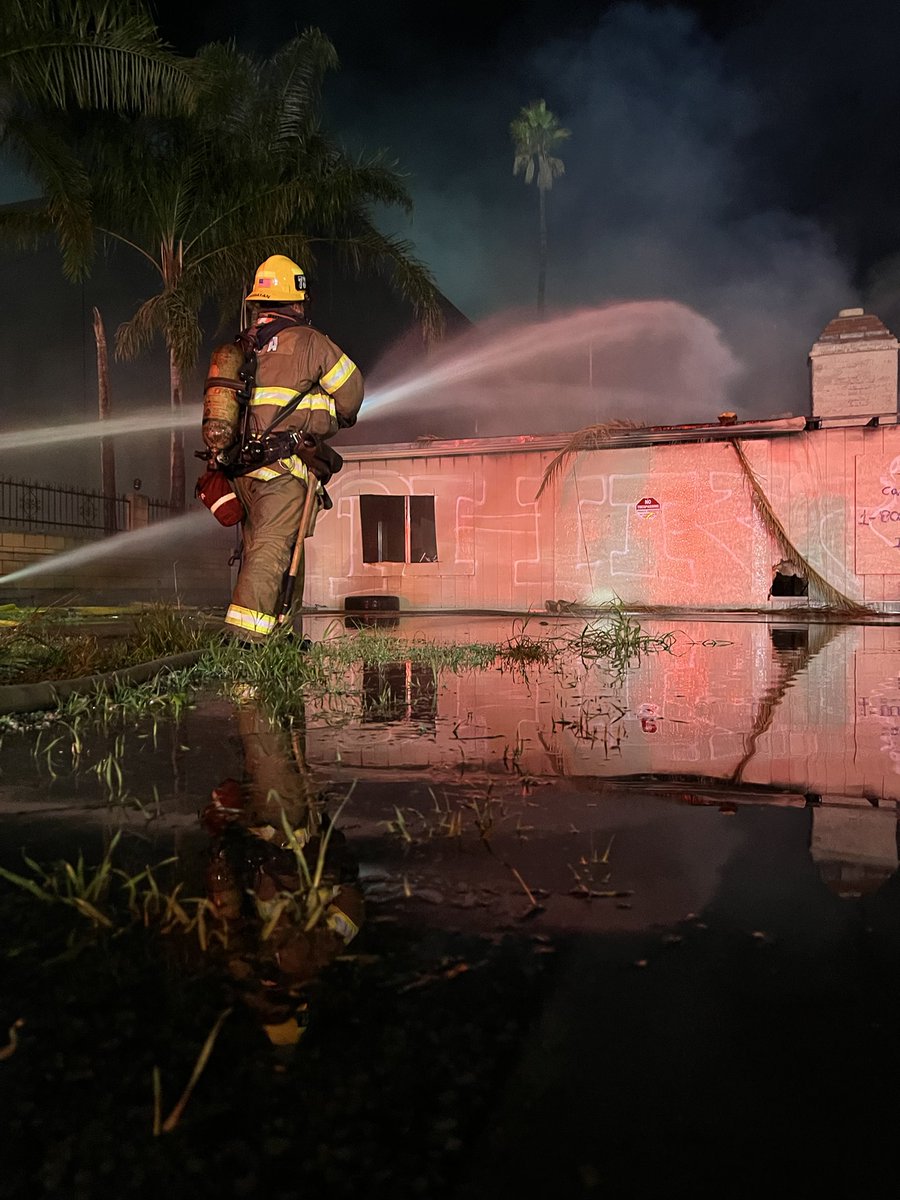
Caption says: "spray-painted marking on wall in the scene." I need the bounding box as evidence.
[856,651,900,778]
[855,455,900,573]
[305,428,900,611]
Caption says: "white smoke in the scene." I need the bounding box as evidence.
[356,3,855,421]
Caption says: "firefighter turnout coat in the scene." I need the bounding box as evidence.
[225,317,364,642]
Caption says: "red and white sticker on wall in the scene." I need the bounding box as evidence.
[635,496,661,519]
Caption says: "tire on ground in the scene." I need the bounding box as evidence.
[343,595,401,612]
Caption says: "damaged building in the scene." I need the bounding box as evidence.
[306,308,900,614]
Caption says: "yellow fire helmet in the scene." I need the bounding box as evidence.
[246,254,307,302]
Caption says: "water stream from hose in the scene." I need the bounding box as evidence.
[1,409,200,454]
[0,511,210,586]
[363,300,741,424]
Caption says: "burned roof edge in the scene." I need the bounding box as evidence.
[338,415,809,462]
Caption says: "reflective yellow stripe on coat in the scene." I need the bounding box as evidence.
[243,456,326,488]
[250,386,298,407]
[250,387,337,421]
[320,354,356,391]
[224,604,276,637]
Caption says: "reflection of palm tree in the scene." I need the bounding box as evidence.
[510,99,570,318]
[729,622,846,785]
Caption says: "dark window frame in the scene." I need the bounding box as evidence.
[360,494,438,564]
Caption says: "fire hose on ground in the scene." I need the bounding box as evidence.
[0,651,202,715]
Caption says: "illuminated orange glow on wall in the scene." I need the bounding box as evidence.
[305,425,900,611]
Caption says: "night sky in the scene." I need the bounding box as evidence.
[148,0,900,302]
[149,0,900,389]
[6,0,900,487]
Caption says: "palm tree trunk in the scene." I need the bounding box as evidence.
[537,186,547,319]
[92,306,117,534]
[169,349,185,511]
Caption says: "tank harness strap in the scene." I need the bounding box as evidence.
[219,313,331,477]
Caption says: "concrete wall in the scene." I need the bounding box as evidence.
[0,531,70,581]
[304,424,900,612]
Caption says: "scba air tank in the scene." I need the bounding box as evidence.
[202,342,247,451]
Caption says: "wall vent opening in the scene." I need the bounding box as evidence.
[770,561,808,597]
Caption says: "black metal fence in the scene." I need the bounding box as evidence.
[0,478,172,537]
[147,497,174,525]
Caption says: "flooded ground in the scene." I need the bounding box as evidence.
[3,614,900,1197]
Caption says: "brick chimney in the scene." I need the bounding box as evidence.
[809,307,899,421]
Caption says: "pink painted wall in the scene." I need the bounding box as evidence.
[304,425,900,611]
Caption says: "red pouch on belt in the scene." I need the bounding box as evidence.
[195,469,244,526]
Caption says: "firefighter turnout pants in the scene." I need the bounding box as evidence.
[225,473,312,643]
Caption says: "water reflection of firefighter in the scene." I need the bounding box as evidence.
[202,700,364,1046]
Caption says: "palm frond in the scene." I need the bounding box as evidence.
[193,41,249,127]
[308,150,414,216]
[536,421,647,499]
[312,222,443,340]
[114,290,167,362]
[1,0,194,113]
[730,438,869,613]
[0,203,55,246]
[1,113,94,277]
[267,29,338,150]
[116,285,203,369]
[162,286,204,369]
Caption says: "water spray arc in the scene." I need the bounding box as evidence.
[0,511,210,587]
[1,409,201,455]
[3,302,741,458]
[362,300,742,424]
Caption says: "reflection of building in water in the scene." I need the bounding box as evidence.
[362,661,436,724]
[304,618,900,816]
[810,796,899,897]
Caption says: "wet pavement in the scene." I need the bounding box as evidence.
[2,614,900,1197]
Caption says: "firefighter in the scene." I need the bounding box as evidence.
[225,254,364,644]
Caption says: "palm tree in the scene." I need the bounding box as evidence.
[510,99,570,318]
[0,0,191,111]
[0,1,193,275]
[72,32,443,508]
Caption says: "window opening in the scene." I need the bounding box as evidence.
[360,494,437,563]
